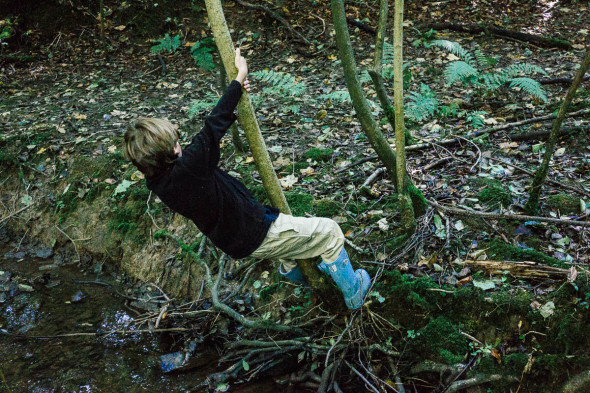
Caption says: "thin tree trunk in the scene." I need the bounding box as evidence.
[393,0,415,233]
[525,50,590,214]
[368,0,396,132]
[330,0,426,217]
[204,0,338,305]
[373,0,389,75]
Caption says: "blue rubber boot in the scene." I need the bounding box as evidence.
[323,248,371,309]
[279,265,307,285]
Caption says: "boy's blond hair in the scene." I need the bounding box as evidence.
[124,118,180,177]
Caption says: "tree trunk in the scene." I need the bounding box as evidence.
[525,50,590,214]
[392,0,416,232]
[373,0,389,75]
[204,0,339,306]
[99,0,106,53]
[330,0,426,217]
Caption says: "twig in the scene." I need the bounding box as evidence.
[362,167,387,187]
[344,360,381,393]
[423,157,452,171]
[54,225,81,262]
[0,204,32,225]
[447,374,512,393]
[428,199,590,227]
[489,157,588,197]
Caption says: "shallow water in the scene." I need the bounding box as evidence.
[0,258,278,393]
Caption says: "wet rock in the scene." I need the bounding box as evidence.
[160,351,185,372]
[39,264,58,271]
[18,284,34,292]
[71,290,86,303]
[0,271,11,284]
[35,247,54,259]
[4,251,25,259]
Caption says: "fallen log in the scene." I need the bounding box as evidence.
[425,23,572,50]
[452,259,570,280]
[540,75,590,85]
[508,124,590,141]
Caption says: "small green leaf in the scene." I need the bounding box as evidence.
[473,280,496,291]
[253,280,261,289]
[242,360,250,371]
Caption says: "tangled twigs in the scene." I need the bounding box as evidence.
[428,199,590,227]
[154,230,303,334]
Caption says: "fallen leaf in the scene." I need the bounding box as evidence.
[280,174,298,189]
[114,25,126,31]
[491,348,502,364]
[539,301,555,318]
[377,217,389,231]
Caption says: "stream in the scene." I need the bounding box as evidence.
[0,256,278,393]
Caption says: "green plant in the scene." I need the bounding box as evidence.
[0,17,16,45]
[250,70,307,113]
[150,33,181,55]
[406,83,439,121]
[188,91,219,117]
[190,38,216,71]
[430,40,548,102]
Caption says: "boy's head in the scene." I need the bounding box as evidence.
[124,118,181,177]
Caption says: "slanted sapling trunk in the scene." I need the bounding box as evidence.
[204,0,340,307]
[525,49,590,214]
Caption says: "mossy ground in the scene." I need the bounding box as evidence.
[546,193,581,215]
[474,178,512,209]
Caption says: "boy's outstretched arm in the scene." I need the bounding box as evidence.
[178,49,250,175]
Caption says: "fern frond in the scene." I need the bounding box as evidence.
[318,90,351,103]
[474,49,490,69]
[151,34,181,55]
[502,63,548,78]
[382,42,394,64]
[188,92,218,118]
[360,70,372,84]
[467,110,488,129]
[444,61,479,85]
[481,72,509,90]
[250,70,306,97]
[431,40,475,66]
[509,77,548,102]
[406,84,439,122]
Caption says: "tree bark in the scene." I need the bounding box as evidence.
[204,0,338,306]
[373,0,389,75]
[525,50,590,214]
[330,0,426,217]
[452,259,570,280]
[393,0,416,233]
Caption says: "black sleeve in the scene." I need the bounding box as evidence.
[176,80,243,175]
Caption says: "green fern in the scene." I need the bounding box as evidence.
[150,34,181,55]
[444,61,479,85]
[509,78,547,102]
[406,84,439,122]
[318,90,351,103]
[188,92,218,118]
[432,40,548,101]
[467,110,488,128]
[250,70,306,96]
[250,70,306,113]
[190,38,216,71]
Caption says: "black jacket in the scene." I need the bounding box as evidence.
[146,80,278,259]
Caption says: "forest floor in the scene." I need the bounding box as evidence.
[1,0,590,392]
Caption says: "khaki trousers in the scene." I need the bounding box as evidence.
[250,213,345,271]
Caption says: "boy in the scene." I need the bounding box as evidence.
[123,49,370,309]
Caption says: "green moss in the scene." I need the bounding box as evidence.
[304,148,334,162]
[284,161,310,174]
[491,289,533,316]
[546,193,581,214]
[285,192,314,216]
[486,237,563,267]
[313,198,340,217]
[0,151,19,168]
[475,178,512,209]
[414,316,470,361]
[407,181,427,217]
